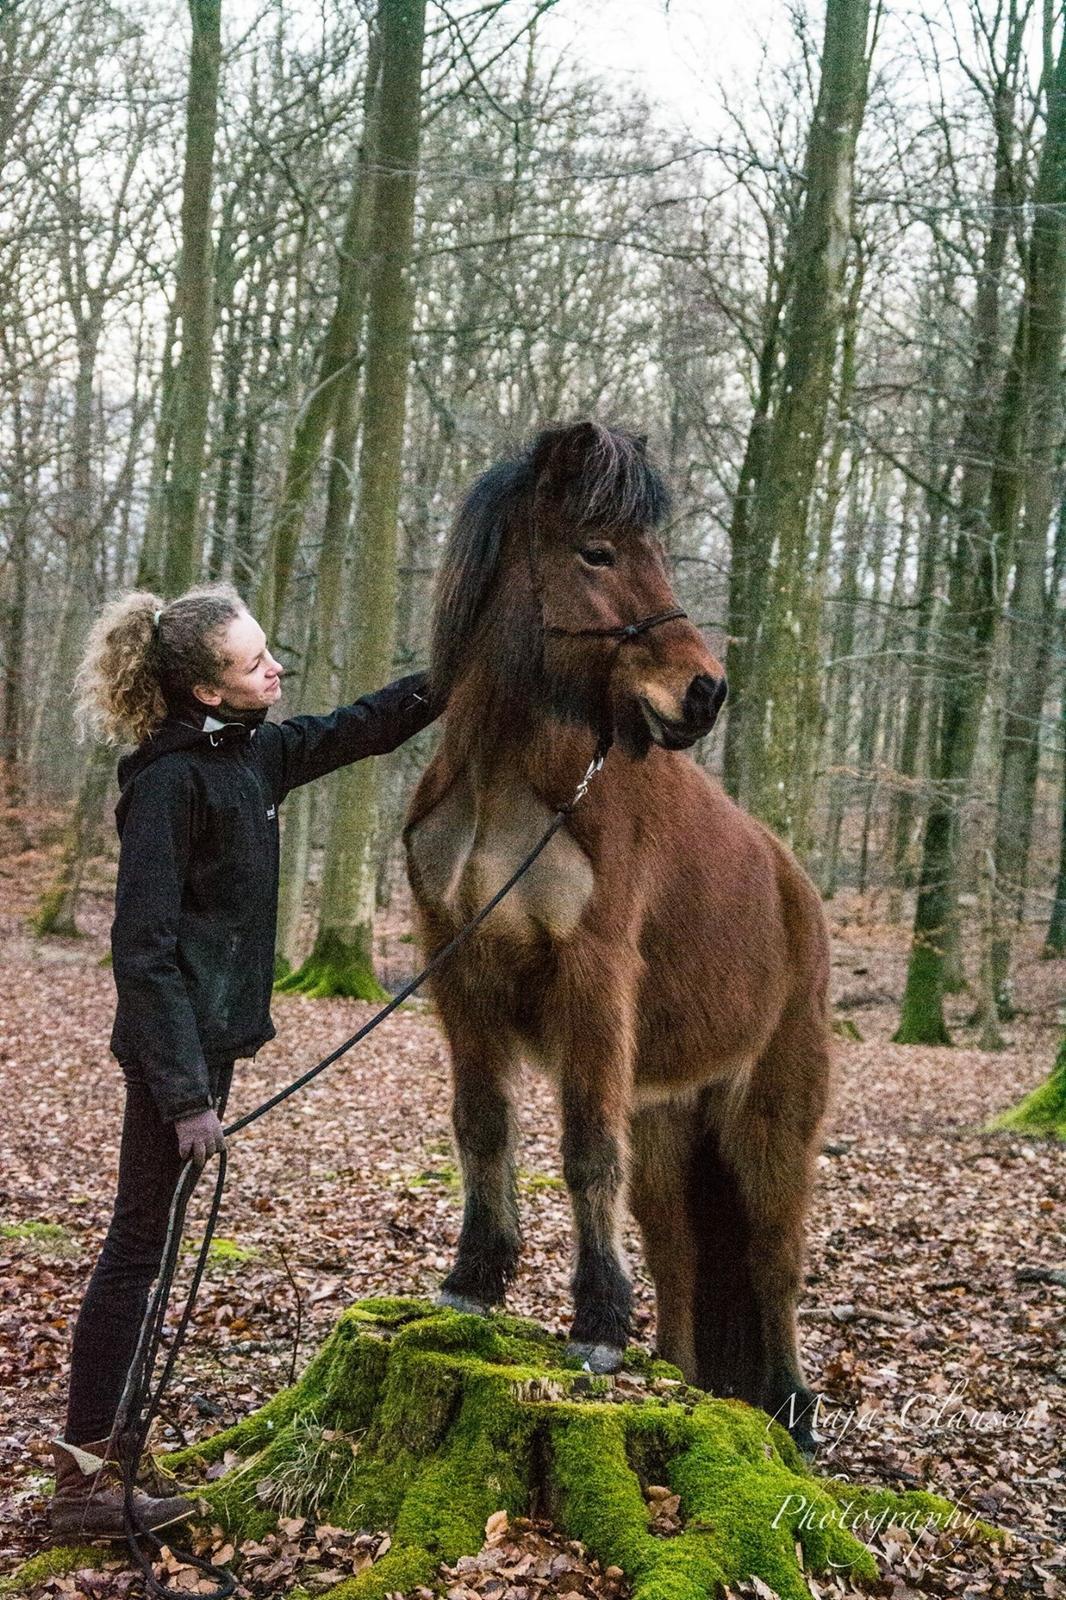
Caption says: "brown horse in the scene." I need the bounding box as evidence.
[404,421,832,1451]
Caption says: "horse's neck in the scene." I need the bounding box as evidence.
[441,673,597,809]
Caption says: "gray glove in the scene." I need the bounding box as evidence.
[174,1107,226,1167]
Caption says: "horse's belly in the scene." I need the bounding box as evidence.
[406,774,594,944]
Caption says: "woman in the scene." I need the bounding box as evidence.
[51,581,441,1538]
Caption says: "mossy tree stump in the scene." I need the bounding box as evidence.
[16,1300,1002,1600]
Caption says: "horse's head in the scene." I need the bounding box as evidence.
[431,420,726,758]
[527,421,726,757]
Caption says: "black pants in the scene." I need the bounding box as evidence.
[64,1062,234,1446]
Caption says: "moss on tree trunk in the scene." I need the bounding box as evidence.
[987,1031,1066,1139]
[274,926,390,1002]
[15,1300,1005,1600]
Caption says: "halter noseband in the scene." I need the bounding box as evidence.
[543,608,688,642]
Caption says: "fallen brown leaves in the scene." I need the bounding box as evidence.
[0,840,1063,1599]
[437,1512,628,1600]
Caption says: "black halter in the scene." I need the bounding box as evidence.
[543,608,688,642]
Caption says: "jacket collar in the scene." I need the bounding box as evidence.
[116,701,269,792]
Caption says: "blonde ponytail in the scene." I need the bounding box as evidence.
[75,583,246,745]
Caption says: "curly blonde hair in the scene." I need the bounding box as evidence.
[75,584,247,745]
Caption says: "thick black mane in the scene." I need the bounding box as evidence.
[430,424,669,693]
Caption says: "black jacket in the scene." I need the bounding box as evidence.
[109,673,437,1122]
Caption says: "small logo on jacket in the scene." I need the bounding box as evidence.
[266,805,276,820]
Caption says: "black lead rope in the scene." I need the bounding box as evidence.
[110,737,614,1600]
[110,594,688,1599]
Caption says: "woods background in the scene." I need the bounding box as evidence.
[1,0,1064,1078]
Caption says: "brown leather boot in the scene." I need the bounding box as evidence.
[108,1428,192,1499]
[50,1436,195,1540]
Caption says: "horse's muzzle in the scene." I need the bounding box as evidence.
[640,674,727,749]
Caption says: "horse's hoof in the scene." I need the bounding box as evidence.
[566,1341,624,1374]
[436,1289,492,1316]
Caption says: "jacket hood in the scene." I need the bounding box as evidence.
[117,704,269,793]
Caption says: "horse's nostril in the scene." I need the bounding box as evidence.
[685,674,727,726]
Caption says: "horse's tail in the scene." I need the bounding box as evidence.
[686,1096,766,1404]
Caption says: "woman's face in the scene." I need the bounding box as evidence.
[194,609,284,714]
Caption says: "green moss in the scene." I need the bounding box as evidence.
[178,1234,259,1265]
[1,1219,70,1244]
[403,1162,460,1193]
[520,1170,565,1193]
[0,1219,76,1256]
[274,928,389,1002]
[30,884,79,939]
[160,1299,1004,1600]
[0,1543,108,1593]
[987,1034,1066,1139]
[894,939,952,1046]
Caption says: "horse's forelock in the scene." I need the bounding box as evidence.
[567,423,670,530]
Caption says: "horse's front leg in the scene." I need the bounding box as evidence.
[553,960,636,1373]
[436,991,521,1315]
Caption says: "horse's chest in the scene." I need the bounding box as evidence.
[406,774,594,944]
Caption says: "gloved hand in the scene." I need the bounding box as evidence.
[404,670,447,719]
[174,1107,226,1167]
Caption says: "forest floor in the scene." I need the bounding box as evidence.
[0,816,1063,1600]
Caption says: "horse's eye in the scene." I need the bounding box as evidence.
[579,547,615,568]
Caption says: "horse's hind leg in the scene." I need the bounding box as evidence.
[697,1020,830,1453]
[435,987,521,1315]
[687,1095,767,1409]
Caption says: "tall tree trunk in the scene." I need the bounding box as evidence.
[138,294,180,594]
[821,460,872,896]
[1046,671,1066,956]
[743,0,871,853]
[32,333,99,800]
[256,27,383,637]
[273,33,382,972]
[1,368,32,842]
[888,483,943,905]
[275,373,367,973]
[721,291,787,806]
[894,67,1022,1046]
[798,242,866,866]
[988,27,1066,1015]
[163,0,222,596]
[284,0,426,999]
[207,303,243,580]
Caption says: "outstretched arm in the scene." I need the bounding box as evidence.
[258,670,443,799]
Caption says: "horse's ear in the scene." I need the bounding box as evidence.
[531,421,598,494]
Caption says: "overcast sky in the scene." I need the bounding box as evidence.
[537,0,782,139]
